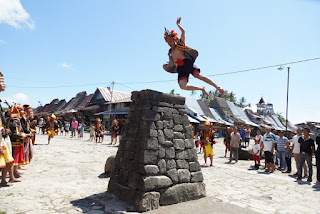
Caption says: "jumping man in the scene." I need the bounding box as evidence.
[163,17,225,96]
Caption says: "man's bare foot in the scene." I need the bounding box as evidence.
[9,178,21,183]
[202,87,209,96]
[217,87,225,96]
[0,182,13,187]
[14,173,21,178]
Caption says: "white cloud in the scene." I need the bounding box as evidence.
[1,93,30,106]
[59,62,72,69]
[0,0,35,30]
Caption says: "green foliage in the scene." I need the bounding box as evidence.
[275,112,286,122]
[0,211,7,214]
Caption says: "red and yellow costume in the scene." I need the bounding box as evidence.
[8,105,26,166]
[200,122,216,158]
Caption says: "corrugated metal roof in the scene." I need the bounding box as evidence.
[226,101,259,127]
[185,97,204,115]
[209,108,233,126]
[97,87,131,102]
[187,115,200,123]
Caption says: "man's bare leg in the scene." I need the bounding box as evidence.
[178,79,209,96]
[193,71,225,95]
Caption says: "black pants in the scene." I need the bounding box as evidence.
[317,157,320,182]
[285,157,291,172]
[298,153,312,180]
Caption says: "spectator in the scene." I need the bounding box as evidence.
[284,141,292,173]
[195,132,201,153]
[71,118,78,138]
[262,128,276,173]
[252,138,260,170]
[276,131,289,171]
[297,127,315,182]
[239,125,245,147]
[292,128,307,177]
[224,127,231,157]
[245,127,251,147]
[229,127,241,163]
[316,134,320,185]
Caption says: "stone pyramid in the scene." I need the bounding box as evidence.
[108,89,206,212]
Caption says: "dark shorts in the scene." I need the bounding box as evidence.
[245,137,250,143]
[176,58,200,82]
[264,151,274,164]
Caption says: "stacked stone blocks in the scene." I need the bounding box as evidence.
[108,90,206,212]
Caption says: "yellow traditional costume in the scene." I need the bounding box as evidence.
[200,121,216,158]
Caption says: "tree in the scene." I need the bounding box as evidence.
[169,89,180,95]
[275,112,286,122]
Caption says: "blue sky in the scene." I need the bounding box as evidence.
[0,0,319,124]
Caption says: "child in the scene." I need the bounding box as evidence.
[200,121,216,166]
[284,141,292,173]
[252,138,261,170]
[89,124,95,142]
[80,123,85,139]
[194,132,201,153]
[163,17,225,97]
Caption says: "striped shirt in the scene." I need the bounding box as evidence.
[276,136,289,152]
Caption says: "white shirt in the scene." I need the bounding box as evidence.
[252,144,260,155]
[255,134,263,147]
[292,134,303,154]
[263,133,276,152]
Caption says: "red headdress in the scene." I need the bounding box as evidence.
[204,120,212,126]
[10,104,22,118]
[164,28,178,42]
[96,118,101,122]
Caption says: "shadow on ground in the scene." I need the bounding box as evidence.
[70,191,136,213]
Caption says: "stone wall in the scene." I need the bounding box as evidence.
[107,90,206,212]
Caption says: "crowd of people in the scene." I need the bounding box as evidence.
[34,116,126,145]
[194,121,320,184]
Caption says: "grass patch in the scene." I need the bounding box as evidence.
[0,211,7,214]
[6,193,13,196]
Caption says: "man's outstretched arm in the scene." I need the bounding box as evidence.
[176,17,185,45]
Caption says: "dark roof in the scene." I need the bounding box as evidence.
[210,97,242,123]
[258,97,265,104]
[50,99,67,113]
[56,91,87,114]
[75,94,93,110]
[197,100,214,118]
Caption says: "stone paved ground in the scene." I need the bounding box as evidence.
[0,133,320,214]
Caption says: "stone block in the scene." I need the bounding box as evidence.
[143,165,160,175]
[164,128,174,140]
[166,169,179,184]
[184,139,195,149]
[142,110,160,121]
[166,159,176,170]
[178,109,187,115]
[190,172,204,183]
[139,150,158,164]
[189,161,201,172]
[165,147,175,159]
[157,159,166,174]
[135,191,160,212]
[110,183,137,205]
[140,137,159,150]
[177,169,191,183]
[104,155,115,175]
[174,132,185,139]
[159,102,173,107]
[161,140,173,147]
[174,104,185,109]
[128,171,142,190]
[140,129,158,138]
[159,183,206,205]
[140,121,156,130]
[176,160,189,169]
[142,175,173,191]
[163,120,174,129]
[156,121,163,130]
[182,115,190,126]
[157,130,165,143]
[158,145,165,158]
[187,149,198,161]
[173,139,185,150]
[175,150,188,159]
[173,114,183,124]
[174,125,184,132]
